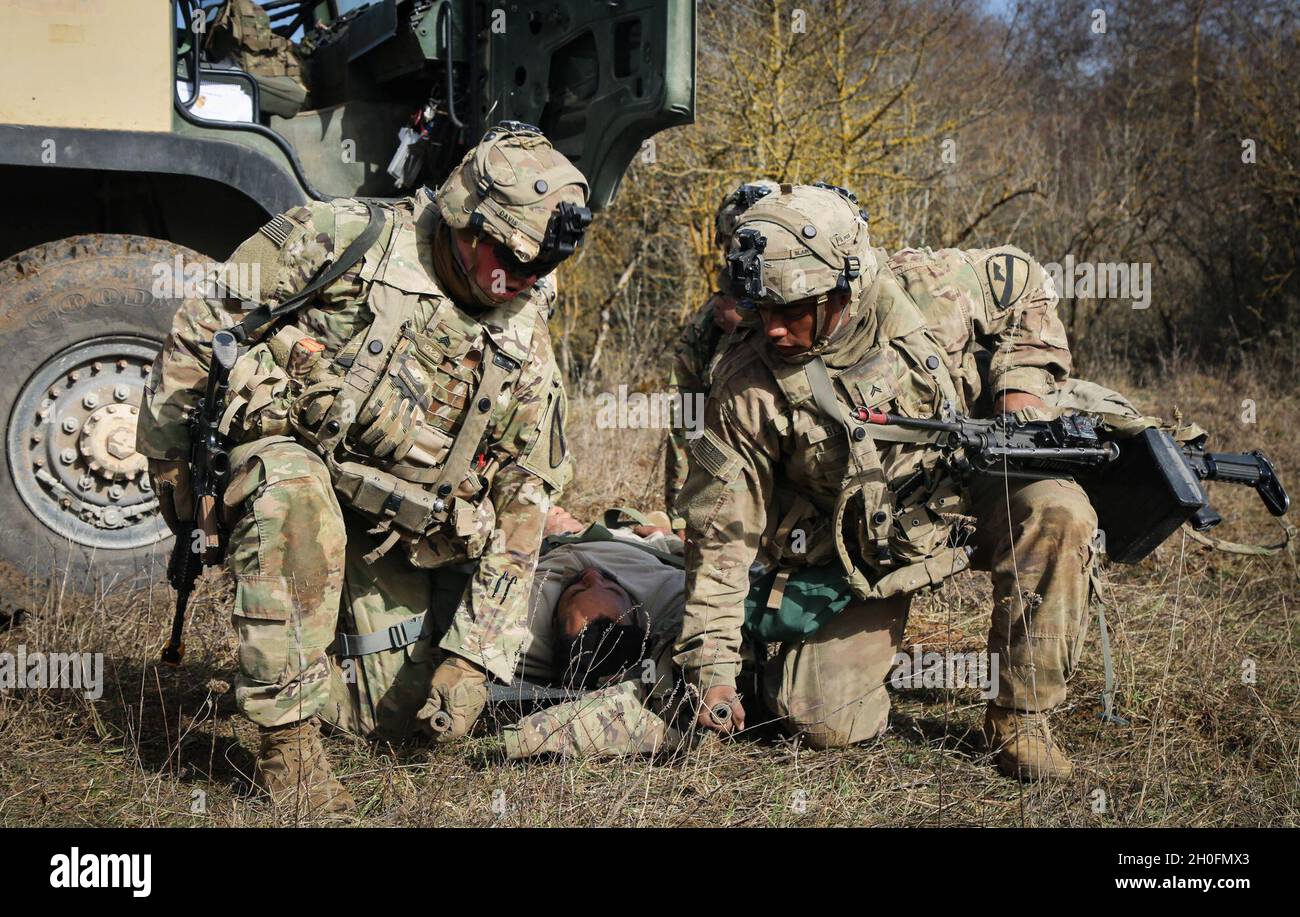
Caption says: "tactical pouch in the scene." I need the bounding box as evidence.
[218,344,292,441]
[828,467,971,602]
[744,565,856,643]
[267,325,325,379]
[331,461,443,536]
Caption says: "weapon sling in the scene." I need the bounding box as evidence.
[163,203,386,665]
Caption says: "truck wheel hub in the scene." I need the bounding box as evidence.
[7,336,167,549]
[79,403,147,480]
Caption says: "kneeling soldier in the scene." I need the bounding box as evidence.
[676,183,975,751]
[137,123,588,815]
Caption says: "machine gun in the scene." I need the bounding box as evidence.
[161,330,239,665]
[858,407,1290,563]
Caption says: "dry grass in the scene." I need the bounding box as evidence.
[1,364,1296,827]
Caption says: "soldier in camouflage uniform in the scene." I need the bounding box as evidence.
[673,183,969,751]
[678,183,1096,780]
[664,181,777,529]
[137,123,589,814]
[881,244,1099,779]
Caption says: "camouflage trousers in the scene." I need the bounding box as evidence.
[222,436,475,734]
[968,476,1098,712]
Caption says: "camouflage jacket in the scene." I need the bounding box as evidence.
[137,190,571,682]
[673,268,971,691]
[664,295,748,528]
[887,245,1072,412]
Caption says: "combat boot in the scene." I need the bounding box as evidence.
[253,717,356,818]
[415,655,489,743]
[983,704,1075,781]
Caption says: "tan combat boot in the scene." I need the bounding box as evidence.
[415,655,489,743]
[983,704,1075,781]
[253,717,356,818]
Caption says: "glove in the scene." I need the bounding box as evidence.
[414,655,489,743]
[148,458,192,534]
[354,382,425,461]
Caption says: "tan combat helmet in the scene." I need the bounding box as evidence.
[713,179,780,250]
[435,121,592,275]
[725,182,873,308]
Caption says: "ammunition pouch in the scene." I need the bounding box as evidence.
[830,472,972,601]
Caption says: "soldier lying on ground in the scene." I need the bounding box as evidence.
[502,504,896,759]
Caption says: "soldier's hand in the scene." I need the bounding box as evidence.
[415,655,489,743]
[355,386,424,461]
[544,505,585,535]
[698,685,744,735]
[991,391,1046,416]
[148,458,193,535]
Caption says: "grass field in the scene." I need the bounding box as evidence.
[1,364,1296,827]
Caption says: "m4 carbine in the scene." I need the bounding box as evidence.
[162,330,239,665]
[858,408,1290,563]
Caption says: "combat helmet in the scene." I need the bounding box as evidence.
[714,179,780,249]
[725,182,873,307]
[435,121,592,277]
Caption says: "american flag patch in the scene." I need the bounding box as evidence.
[690,429,741,480]
[258,215,294,246]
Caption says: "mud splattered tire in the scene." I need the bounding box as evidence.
[0,235,198,593]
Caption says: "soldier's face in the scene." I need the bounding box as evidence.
[759,291,849,353]
[452,230,538,301]
[712,294,743,333]
[557,567,633,639]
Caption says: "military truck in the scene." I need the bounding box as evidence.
[0,0,695,589]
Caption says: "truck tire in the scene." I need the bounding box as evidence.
[0,234,200,593]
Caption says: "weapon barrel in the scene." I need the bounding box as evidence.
[983,446,1118,461]
[858,408,960,433]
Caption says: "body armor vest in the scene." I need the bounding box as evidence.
[284,204,543,568]
[763,268,972,601]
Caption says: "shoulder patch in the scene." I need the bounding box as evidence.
[518,373,572,493]
[985,251,1030,311]
[689,428,742,482]
[258,214,294,247]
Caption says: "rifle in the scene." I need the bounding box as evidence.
[162,330,239,665]
[857,407,1290,563]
